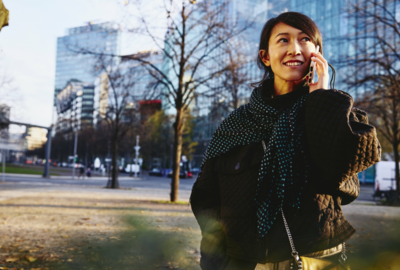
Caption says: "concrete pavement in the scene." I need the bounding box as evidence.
[0,172,376,203]
[1,172,143,180]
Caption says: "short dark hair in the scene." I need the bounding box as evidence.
[252,12,323,87]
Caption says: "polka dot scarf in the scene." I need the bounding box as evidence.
[202,87,310,238]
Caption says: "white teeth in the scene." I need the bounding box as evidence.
[285,62,302,66]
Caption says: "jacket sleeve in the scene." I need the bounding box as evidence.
[190,157,227,270]
[305,89,381,190]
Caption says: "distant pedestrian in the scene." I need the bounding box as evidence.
[86,167,91,178]
[78,166,85,179]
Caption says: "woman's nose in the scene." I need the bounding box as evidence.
[287,41,301,56]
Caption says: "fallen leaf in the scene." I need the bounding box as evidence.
[109,236,120,240]
[81,218,90,220]
[5,257,18,262]
[61,235,69,238]
[31,268,42,270]
[156,219,166,222]
[26,255,37,262]
[0,267,8,270]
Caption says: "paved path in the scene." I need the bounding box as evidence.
[0,173,375,203]
[0,173,195,202]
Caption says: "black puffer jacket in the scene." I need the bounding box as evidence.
[190,89,381,269]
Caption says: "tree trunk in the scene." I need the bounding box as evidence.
[170,107,184,202]
[110,138,119,189]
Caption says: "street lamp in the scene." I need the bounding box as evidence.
[72,129,78,178]
[134,135,140,178]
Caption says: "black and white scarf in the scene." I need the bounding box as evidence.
[202,86,310,237]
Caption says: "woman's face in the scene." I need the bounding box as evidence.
[259,22,317,84]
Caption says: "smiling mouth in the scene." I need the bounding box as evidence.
[284,61,304,66]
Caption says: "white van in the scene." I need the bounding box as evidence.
[124,164,140,173]
[374,161,398,198]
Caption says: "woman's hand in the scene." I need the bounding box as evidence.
[309,51,329,92]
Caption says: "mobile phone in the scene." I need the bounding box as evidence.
[307,45,320,85]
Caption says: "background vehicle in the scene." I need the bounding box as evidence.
[167,162,193,179]
[168,169,192,179]
[125,164,140,174]
[149,168,163,176]
[191,167,201,175]
[374,161,398,200]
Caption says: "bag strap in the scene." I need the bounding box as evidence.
[261,140,303,268]
[281,208,303,269]
[261,140,347,269]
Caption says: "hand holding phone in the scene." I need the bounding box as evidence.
[308,45,319,85]
[308,45,330,92]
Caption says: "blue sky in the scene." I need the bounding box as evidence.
[0,0,126,130]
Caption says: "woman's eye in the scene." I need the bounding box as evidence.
[301,37,311,42]
[278,38,288,43]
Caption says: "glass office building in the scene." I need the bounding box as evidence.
[93,51,164,125]
[55,82,95,133]
[54,22,121,128]
[54,22,121,103]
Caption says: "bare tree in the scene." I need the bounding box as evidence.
[0,67,20,137]
[342,0,400,195]
[93,54,139,188]
[63,44,164,188]
[219,41,253,111]
[124,0,251,201]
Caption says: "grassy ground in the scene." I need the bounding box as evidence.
[2,164,62,176]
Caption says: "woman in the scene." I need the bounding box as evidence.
[190,12,381,270]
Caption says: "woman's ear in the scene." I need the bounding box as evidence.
[259,50,270,66]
